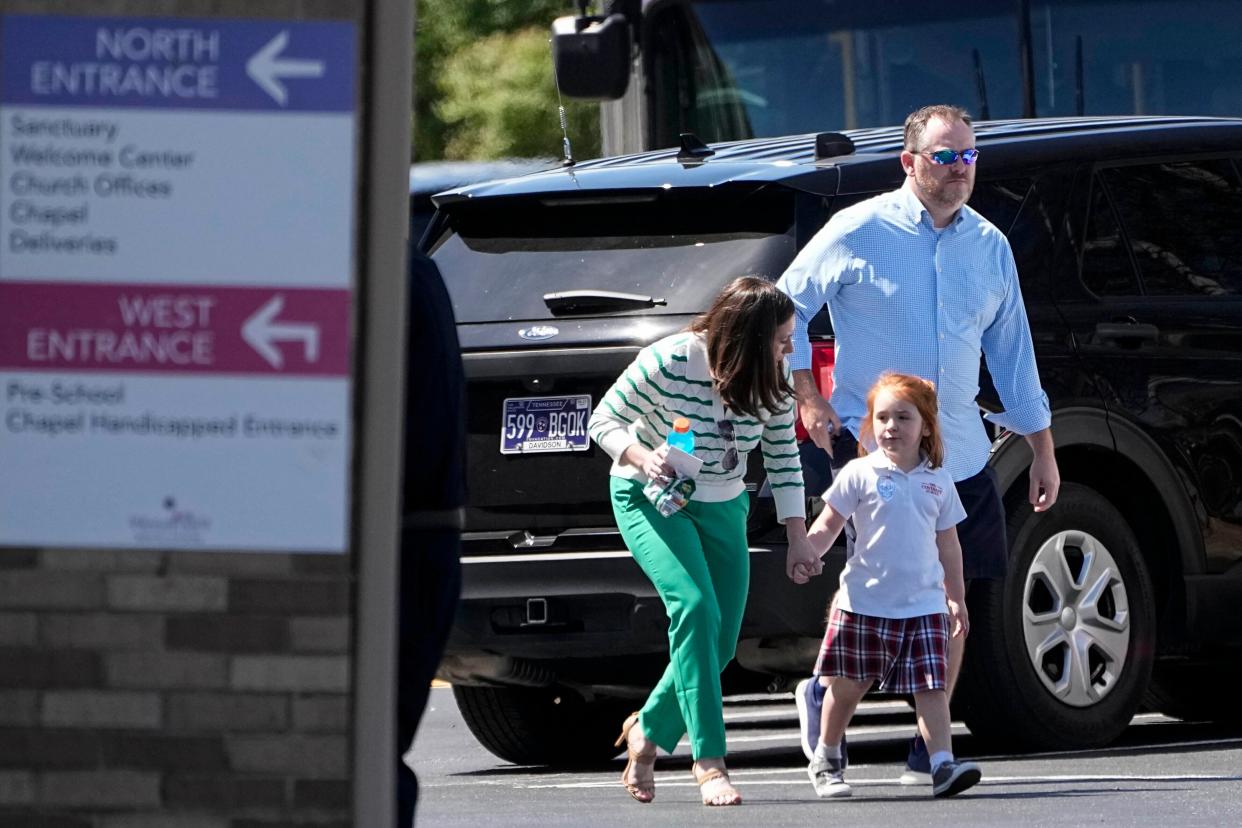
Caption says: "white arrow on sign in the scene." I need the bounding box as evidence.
[246,31,325,106]
[242,295,321,369]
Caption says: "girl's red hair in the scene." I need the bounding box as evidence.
[858,372,945,468]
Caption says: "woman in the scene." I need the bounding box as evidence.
[588,276,819,806]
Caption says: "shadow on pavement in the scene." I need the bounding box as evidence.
[444,708,1242,779]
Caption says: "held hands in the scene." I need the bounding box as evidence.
[785,528,825,585]
[947,598,970,638]
[784,521,824,585]
[788,504,844,584]
[784,523,824,583]
[789,561,819,584]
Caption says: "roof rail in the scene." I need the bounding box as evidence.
[814,132,856,161]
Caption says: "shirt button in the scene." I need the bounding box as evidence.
[939,333,945,340]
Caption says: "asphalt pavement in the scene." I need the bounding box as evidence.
[408,687,1242,826]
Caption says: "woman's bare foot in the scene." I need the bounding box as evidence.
[693,757,742,806]
[616,713,656,803]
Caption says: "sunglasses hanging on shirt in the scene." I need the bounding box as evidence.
[717,419,739,471]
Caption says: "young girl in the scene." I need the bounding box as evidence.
[799,372,981,799]
[588,276,817,806]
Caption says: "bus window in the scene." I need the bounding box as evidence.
[644,0,1242,145]
[1029,1,1242,118]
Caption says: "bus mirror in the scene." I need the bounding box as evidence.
[551,14,631,100]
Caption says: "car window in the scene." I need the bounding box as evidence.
[1004,174,1071,298]
[429,188,797,324]
[1082,176,1141,297]
[1101,159,1242,297]
[969,178,1032,235]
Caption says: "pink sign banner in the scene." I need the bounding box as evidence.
[0,280,350,376]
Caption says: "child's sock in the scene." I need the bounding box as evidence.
[929,750,953,769]
[814,741,842,762]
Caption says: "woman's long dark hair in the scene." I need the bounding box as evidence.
[688,276,795,419]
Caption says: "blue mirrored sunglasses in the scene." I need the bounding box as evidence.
[922,148,980,165]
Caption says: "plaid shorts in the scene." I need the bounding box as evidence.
[813,607,949,694]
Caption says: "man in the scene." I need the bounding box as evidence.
[777,104,1060,784]
[398,248,465,826]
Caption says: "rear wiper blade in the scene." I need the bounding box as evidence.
[542,290,668,315]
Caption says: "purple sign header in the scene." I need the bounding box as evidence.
[0,14,355,113]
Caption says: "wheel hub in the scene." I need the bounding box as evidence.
[1021,529,1131,708]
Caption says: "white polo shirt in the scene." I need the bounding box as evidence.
[825,450,967,619]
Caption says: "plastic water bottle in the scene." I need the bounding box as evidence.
[666,417,695,455]
[646,417,698,517]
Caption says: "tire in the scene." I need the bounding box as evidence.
[452,685,631,766]
[956,483,1156,750]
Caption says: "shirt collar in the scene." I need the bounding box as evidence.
[865,447,933,476]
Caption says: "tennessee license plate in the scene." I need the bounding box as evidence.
[500,395,592,455]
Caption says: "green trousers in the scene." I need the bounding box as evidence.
[610,477,750,759]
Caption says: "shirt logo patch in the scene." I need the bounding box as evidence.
[877,476,896,502]
[922,482,943,497]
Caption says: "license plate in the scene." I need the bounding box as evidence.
[500,395,592,455]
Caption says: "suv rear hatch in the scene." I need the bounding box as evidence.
[428,185,799,553]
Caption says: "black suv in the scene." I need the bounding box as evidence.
[424,116,1242,766]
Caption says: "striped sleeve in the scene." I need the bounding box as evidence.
[760,382,805,521]
[588,345,663,462]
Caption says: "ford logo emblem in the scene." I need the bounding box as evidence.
[518,325,559,341]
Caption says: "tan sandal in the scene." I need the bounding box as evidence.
[615,712,655,803]
[694,765,742,806]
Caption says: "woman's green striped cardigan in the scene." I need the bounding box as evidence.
[588,332,805,522]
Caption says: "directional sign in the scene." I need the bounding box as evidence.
[247,31,327,106]
[0,15,357,552]
[0,282,350,376]
[0,15,354,111]
[0,15,356,285]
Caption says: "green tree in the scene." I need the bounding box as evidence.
[414,0,602,161]
[436,27,600,160]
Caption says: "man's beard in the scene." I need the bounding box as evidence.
[916,169,973,209]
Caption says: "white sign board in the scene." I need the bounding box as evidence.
[0,15,357,551]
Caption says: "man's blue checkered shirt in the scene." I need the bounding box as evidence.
[777,184,1051,481]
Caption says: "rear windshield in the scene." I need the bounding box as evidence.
[429,187,797,324]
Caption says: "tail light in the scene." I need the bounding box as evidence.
[793,340,835,443]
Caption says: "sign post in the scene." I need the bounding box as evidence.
[0,15,358,552]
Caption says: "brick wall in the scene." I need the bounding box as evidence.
[0,548,354,826]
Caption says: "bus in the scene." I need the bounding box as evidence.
[553,0,1242,155]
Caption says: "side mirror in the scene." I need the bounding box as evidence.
[551,14,631,100]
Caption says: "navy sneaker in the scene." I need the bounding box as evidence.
[931,759,982,798]
[795,678,847,765]
[794,678,823,761]
[898,733,932,785]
